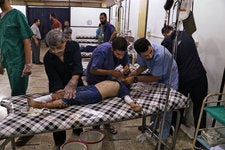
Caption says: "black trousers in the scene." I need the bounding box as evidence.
[172,74,208,131]
[53,128,83,146]
[53,131,66,146]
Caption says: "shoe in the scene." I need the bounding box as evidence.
[15,135,34,146]
[72,128,83,136]
[104,124,117,134]
[35,62,43,65]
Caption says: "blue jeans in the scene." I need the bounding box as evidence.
[149,112,172,142]
[62,85,102,105]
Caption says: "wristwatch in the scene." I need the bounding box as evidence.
[133,76,138,83]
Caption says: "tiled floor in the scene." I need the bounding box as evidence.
[0,44,195,150]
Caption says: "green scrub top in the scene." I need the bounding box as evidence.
[0,9,33,96]
[0,9,33,68]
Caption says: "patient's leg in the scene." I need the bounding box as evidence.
[27,98,68,109]
[52,90,65,100]
[33,90,65,102]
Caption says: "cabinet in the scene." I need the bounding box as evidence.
[193,68,225,149]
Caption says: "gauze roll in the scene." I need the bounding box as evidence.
[124,95,133,104]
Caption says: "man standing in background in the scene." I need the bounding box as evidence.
[99,12,117,43]
[50,12,62,30]
[63,20,72,40]
[31,18,43,65]
[0,0,34,146]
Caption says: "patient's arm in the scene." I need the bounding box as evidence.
[123,95,142,112]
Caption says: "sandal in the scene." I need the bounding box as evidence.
[104,124,117,134]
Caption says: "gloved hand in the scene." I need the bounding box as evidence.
[111,70,124,78]
[123,65,130,76]
[64,80,77,99]
[21,64,32,77]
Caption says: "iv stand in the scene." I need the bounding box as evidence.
[157,0,182,150]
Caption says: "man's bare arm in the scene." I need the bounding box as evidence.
[90,68,123,78]
[129,66,147,76]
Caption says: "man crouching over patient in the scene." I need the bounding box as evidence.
[27,80,142,112]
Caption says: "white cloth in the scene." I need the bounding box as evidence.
[33,94,52,102]
[124,95,133,104]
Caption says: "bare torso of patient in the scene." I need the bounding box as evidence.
[94,80,120,99]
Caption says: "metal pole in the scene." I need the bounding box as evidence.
[157,1,182,150]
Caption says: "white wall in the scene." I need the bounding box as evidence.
[146,0,225,93]
[129,0,139,39]
[12,5,26,16]
[71,7,109,39]
[109,0,139,39]
[192,0,225,93]
[146,0,165,43]
[0,5,26,16]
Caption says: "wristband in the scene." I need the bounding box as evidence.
[26,64,32,68]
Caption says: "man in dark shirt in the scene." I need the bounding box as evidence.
[44,29,83,148]
[161,25,208,149]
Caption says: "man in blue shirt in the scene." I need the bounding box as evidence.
[128,37,179,148]
[86,36,130,134]
[99,12,117,43]
[86,37,130,85]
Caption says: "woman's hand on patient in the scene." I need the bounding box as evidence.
[64,80,77,99]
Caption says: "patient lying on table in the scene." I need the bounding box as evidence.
[27,80,142,112]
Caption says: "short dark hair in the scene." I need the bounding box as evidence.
[50,13,56,18]
[161,25,174,35]
[100,12,107,18]
[134,38,151,54]
[34,18,39,23]
[112,37,128,51]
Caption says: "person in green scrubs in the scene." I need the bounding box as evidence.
[0,0,34,146]
[0,0,33,96]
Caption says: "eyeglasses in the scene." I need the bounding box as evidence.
[49,42,66,54]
